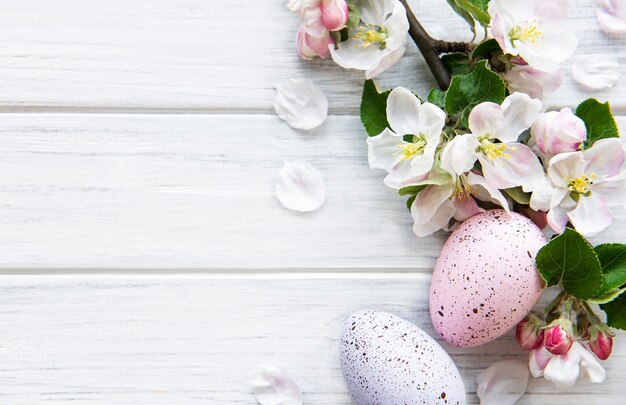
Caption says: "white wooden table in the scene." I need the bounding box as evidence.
[0,1,625,403]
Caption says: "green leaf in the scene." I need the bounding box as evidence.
[360,80,390,137]
[471,38,503,60]
[575,99,620,148]
[346,0,360,30]
[442,52,474,75]
[600,293,626,330]
[535,228,603,299]
[427,88,446,109]
[444,60,506,127]
[446,0,477,36]
[589,286,626,305]
[594,244,626,297]
[455,0,491,26]
[503,187,531,205]
[406,194,417,211]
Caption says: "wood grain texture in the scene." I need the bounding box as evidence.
[1,114,624,270]
[0,274,624,404]
[0,0,623,113]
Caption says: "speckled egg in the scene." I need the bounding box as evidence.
[429,210,546,348]
[341,310,465,405]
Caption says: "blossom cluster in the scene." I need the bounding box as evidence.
[368,89,625,238]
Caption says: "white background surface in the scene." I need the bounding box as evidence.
[0,0,625,404]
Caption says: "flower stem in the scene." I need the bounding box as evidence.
[399,0,458,90]
[544,291,566,315]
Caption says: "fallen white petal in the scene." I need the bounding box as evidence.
[252,366,303,405]
[596,0,626,34]
[274,79,328,130]
[276,161,325,212]
[572,56,620,90]
[476,360,529,405]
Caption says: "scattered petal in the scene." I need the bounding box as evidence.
[596,0,626,34]
[276,161,325,212]
[252,366,303,405]
[274,79,329,130]
[572,56,620,90]
[476,360,529,405]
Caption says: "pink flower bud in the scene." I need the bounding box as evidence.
[296,26,333,60]
[516,316,545,351]
[589,326,614,361]
[321,0,349,32]
[543,320,574,355]
[531,108,587,156]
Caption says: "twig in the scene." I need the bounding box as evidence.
[399,0,469,90]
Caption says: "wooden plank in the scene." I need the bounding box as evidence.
[0,0,623,112]
[1,114,624,270]
[0,274,623,404]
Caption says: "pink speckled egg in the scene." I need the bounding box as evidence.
[341,311,466,405]
[429,210,546,348]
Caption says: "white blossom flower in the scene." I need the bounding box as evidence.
[596,0,626,34]
[367,87,445,189]
[440,93,544,192]
[476,360,529,405]
[572,55,620,91]
[410,171,510,237]
[529,342,606,388]
[530,138,626,236]
[330,0,409,78]
[489,0,578,72]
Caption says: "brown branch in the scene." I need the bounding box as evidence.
[399,0,470,90]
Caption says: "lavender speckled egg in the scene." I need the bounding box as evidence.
[340,310,465,405]
[429,210,546,348]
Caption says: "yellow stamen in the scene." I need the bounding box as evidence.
[566,174,596,196]
[478,136,512,161]
[395,134,428,160]
[509,21,543,45]
[452,174,475,201]
[354,24,388,49]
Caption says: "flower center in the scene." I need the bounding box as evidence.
[396,134,428,160]
[452,174,475,201]
[354,24,388,50]
[478,136,513,161]
[509,21,543,45]
[566,174,595,196]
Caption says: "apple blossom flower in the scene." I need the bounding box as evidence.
[330,0,409,79]
[516,315,545,351]
[367,87,445,189]
[530,138,626,236]
[596,0,626,34]
[504,58,563,99]
[529,342,606,388]
[321,0,349,31]
[543,319,574,355]
[531,108,587,160]
[588,325,614,360]
[440,93,544,192]
[489,0,578,72]
[410,172,510,237]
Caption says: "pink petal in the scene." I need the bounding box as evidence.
[411,184,456,237]
[477,360,529,405]
[480,143,545,192]
[583,138,626,180]
[453,196,482,222]
[497,93,542,144]
[386,87,422,136]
